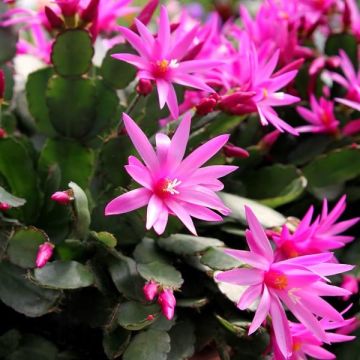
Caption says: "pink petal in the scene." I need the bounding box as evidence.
[187,165,238,185]
[343,119,360,136]
[166,83,179,119]
[157,6,170,57]
[153,206,169,235]
[184,203,223,222]
[105,188,151,215]
[156,79,170,109]
[335,97,360,112]
[237,284,262,310]
[245,206,274,262]
[146,195,163,230]
[249,286,270,334]
[135,18,154,48]
[125,165,152,189]
[123,113,159,171]
[111,53,147,69]
[302,344,335,359]
[223,249,269,271]
[309,263,354,277]
[177,60,225,73]
[155,133,171,164]
[165,198,197,235]
[118,25,150,58]
[215,268,264,286]
[169,26,198,60]
[173,73,215,93]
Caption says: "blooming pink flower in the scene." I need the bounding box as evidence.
[143,280,159,301]
[105,113,236,235]
[36,242,55,268]
[219,35,300,135]
[273,196,359,259]
[215,206,353,358]
[272,316,356,360]
[329,50,360,112]
[341,274,359,301]
[158,288,176,320]
[112,5,223,119]
[296,95,340,135]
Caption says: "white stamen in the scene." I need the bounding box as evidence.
[165,178,181,195]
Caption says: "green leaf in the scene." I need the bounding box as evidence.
[325,33,357,68]
[100,44,137,89]
[68,182,91,239]
[46,76,96,138]
[242,164,307,208]
[8,227,49,269]
[167,321,195,360]
[107,253,144,301]
[52,29,94,77]
[103,328,131,360]
[303,148,360,190]
[118,301,160,330]
[6,334,58,360]
[0,262,60,317]
[0,137,40,223]
[0,22,17,64]
[34,260,94,289]
[91,231,117,248]
[133,237,167,264]
[176,298,209,308]
[0,329,21,358]
[123,330,171,360]
[137,261,183,289]
[0,186,26,207]
[218,192,286,228]
[158,234,224,256]
[201,248,243,271]
[39,138,94,188]
[26,67,55,136]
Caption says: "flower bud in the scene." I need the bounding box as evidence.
[136,79,153,96]
[341,275,359,301]
[158,288,176,320]
[80,0,100,23]
[0,128,7,138]
[259,130,281,151]
[51,191,72,205]
[0,202,11,211]
[44,6,64,30]
[130,0,159,31]
[143,280,159,301]
[36,242,54,268]
[0,69,5,102]
[196,94,219,116]
[146,314,155,321]
[223,144,249,158]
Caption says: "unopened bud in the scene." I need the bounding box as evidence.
[136,79,153,96]
[0,128,7,138]
[143,280,159,301]
[158,288,176,320]
[223,144,249,158]
[0,202,11,211]
[51,191,73,205]
[36,242,54,268]
[341,274,359,301]
[259,130,281,151]
[0,69,5,101]
[44,6,64,29]
[146,314,155,321]
[196,94,219,116]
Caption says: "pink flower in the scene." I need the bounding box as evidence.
[112,5,223,119]
[105,113,236,235]
[274,196,359,259]
[143,280,159,301]
[158,288,176,320]
[272,316,356,360]
[215,206,353,358]
[219,34,300,135]
[330,50,360,112]
[296,96,340,135]
[36,242,55,268]
[51,191,73,205]
[341,275,359,301]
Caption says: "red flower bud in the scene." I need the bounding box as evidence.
[146,314,155,321]
[51,191,72,205]
[136,79,153,96]
[130,0,159,31]
[0,128,7,138]
[196,94,219,116]
[223,144,249,158]
[80,0,100,23]
[0,202,11,211]
[143,280,159,301]
[36,242,54,268]
[158,288,176,320]
[44,6,64,30]
[259,130,281,151]
[0,69,5,101]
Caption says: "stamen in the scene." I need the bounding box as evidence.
[264,269,288,290]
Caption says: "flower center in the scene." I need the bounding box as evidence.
[152,59,170,78]
[280,240,299,258]
[262,88,269,99]
[154,178,181,197]
[321,111,331,125]
[293,342,302,352]
[264,269,288,290]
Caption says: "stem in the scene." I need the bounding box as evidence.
[116,93,142,135]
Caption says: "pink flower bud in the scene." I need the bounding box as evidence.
[223,144,249,158]
[341,275,359,301]
[44,6,64,29]
[0,128,7,138]
[136,79,153,96]
[218,91,257,115]
[130,0,159,31]
[158,288,176,320]
[51,191,72,205]
[36,242,54,268]
[0,69,5,101]
[0,202,11,211]
[143,280,159,301]
[146,314,155,321]
[80,0,100,23]
[259,130,281,151]
[196,94,219,116]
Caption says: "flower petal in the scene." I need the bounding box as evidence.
[215,268,264,286]
[249,286,270,334]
